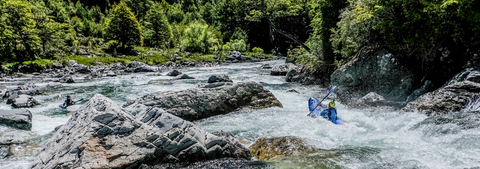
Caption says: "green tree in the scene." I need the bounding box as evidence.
[104,1,142,49]
[181,22,218,53]
[307,0,348,63]
[3,0,41,62]
[144,2,172,47]
[245,0,312,52]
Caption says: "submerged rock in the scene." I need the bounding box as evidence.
[0,109,32,130]
[331,48,415,104]
[173,73,195,80]
[207,74,233,83]
[123,82,283,121]
[249,136,316,161]
[31,94,250,169]
[354,92,405,108]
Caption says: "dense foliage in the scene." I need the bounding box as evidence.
[0,0,478,82]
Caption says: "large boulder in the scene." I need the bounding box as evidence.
[270,63,298,76]
[0,109,32,130]
[8,95,40,108]
[403,81,480,116]
[207,74,233,83]
[331,47,415,104]
[30,94,250,169]
[354,92,405,108]
[172,73,195,80]
[123,82,283,121]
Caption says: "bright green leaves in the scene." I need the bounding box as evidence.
[105,1,143,49]
[2,0,41,61]
[144,2,172,48]
[181,22,218,53]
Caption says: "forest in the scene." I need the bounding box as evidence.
[0,0,479,79]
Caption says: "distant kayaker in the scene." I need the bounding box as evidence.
[63,95,75,107]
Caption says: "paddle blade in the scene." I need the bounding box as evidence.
[327,86,336,96]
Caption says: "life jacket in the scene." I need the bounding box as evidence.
[65,99,74,106]
[324,108,337,121]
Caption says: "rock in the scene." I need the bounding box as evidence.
[285,68,301,82]
[68,60,77,66]
[172,73,195,80]
[0,137,26,159]
[259,64,272,69]
[331,48,415,104]
[406,80,434,102]
[66,105,81,113]
[72,64,91,74]
[167,69,182,76]
[0,85,7,98]
[96,62,104,66]
[30,94,250,169]
[123,82,283,121]
[59,75,74,83]
[230,51,242,59]
[127,61,146,68]
[78,48,88,55]
[135,65,159,72]
[106,71,116,77]
[353,92,404,108]
[8,95,40,108]
[52,62,63,69]
[0,109,32,130]
[207,74,233,83]
[113,62,126,70]
[286,89,299,93]
[176,57,183,60]
[198,82,233,88]
[443,68,480,86]
[249,136,316,161]
[403,81,480,116]
[270,63,298,76]
[466,70,480,83]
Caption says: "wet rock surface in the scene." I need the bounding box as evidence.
[167,69,182,76]
[331,47,415,104]
[354,92,405,108]
[123,82,283,121]
[403,80,480,116]
[7,95,40,108]
[249,136,316,161]
[0,109,32,130]
[270,63,299,76]
[207,74,233,83]
[30,94,250,169]
[403,68,480,115]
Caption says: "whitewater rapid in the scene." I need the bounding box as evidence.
[0,60,479,168]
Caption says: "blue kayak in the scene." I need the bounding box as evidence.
[309,97,343,125]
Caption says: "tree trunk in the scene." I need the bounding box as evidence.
[267,19,310,52]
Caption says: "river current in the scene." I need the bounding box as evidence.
[0,60,479,168]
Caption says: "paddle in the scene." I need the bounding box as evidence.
[308,86,336,116]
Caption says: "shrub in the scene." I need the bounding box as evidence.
[252,47,264,58]
[181,22,218,53]
[225,39,247,52]
[287,48,319,72]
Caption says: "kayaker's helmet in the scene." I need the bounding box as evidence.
[66,95,71,99]
[329,101,335,108]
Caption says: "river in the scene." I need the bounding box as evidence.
[0,60,479,168]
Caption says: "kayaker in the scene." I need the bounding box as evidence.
[320,101,337,123]
[63,95,75,107]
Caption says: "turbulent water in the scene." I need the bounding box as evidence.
[1,60,479,169]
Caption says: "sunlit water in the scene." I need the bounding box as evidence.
[1,60,479,169]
